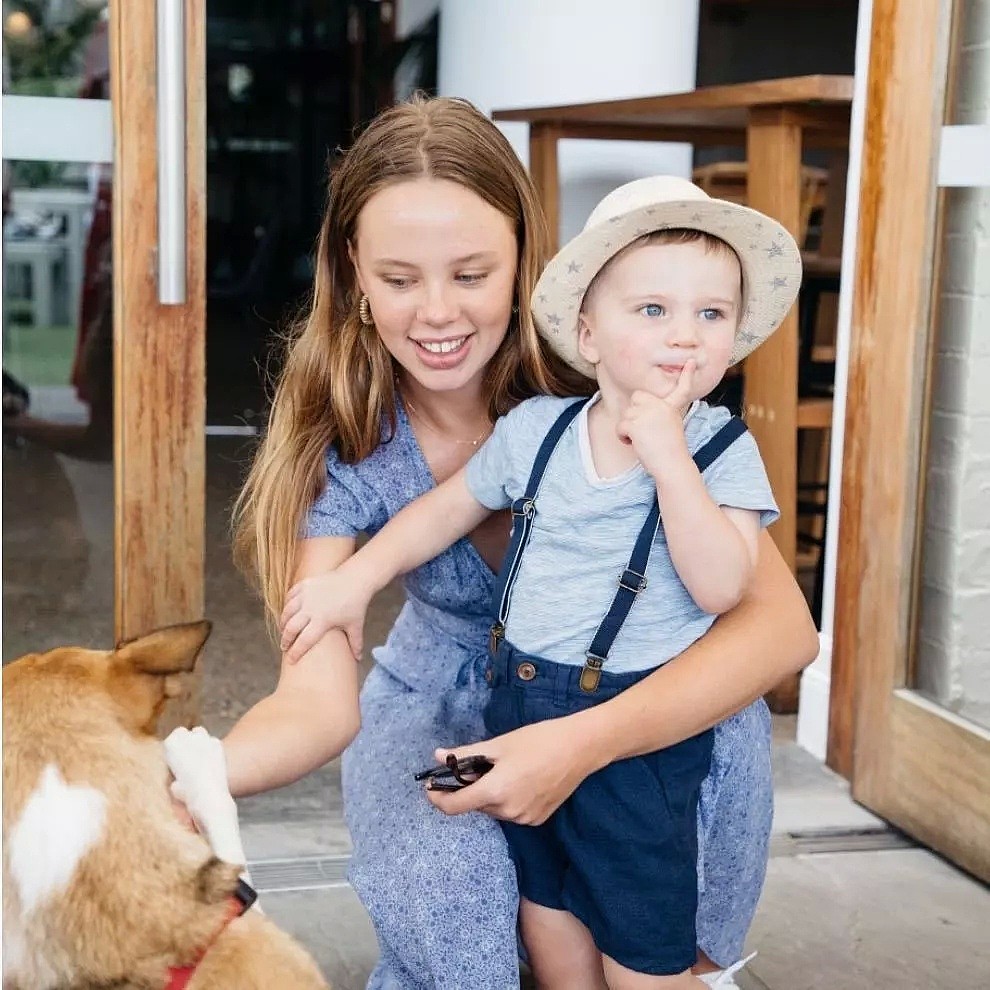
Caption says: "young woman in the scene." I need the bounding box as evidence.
[167,95,818,990]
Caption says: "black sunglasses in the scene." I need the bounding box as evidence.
[414,753,494,792]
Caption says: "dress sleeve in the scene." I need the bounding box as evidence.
[303,444,387,538]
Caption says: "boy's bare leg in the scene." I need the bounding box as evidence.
[691,949,721,977]
[602,954,707,989]
[519,898,607,990]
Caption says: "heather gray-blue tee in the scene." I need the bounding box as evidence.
[464,393,778,674]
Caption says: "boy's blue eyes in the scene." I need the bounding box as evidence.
[637,304,725,320]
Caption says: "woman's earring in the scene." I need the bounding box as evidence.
[359,294,374,326]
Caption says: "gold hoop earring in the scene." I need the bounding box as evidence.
[359,294,374,326]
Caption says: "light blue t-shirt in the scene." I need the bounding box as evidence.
[464,394,778,674]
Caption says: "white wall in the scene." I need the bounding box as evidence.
[438,0,699,243]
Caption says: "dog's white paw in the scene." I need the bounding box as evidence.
[164,726,228,794]
[163,727,246,868]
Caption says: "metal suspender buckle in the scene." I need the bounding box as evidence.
[580,653,604,693]
[618,568,648,593]
[489,623,504,656]
[510,497,536,519]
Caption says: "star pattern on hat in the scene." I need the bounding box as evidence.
[567,260,582,274]
[771,276,788,291]
[537,293,548,304]
[547,313,562,327]
[766,242,784,258]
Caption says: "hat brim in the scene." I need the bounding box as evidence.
[532,198,803,380]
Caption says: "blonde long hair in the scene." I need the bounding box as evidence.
[233,95,591,628]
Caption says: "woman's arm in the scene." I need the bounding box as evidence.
[428,530,819,824]
[579,529,814,760]
[221,535,363,797]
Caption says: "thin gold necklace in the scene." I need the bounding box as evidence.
[401,392,493,448]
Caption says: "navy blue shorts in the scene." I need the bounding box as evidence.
[483,640,714,976]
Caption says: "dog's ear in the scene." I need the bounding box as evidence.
[108,621,212,733]
[114,621,212,675]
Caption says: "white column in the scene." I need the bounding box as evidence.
[438,0,700,242]
[796,0,876,761]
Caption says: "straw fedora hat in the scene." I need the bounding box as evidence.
[532,175,803,380]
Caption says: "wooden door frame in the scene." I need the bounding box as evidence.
[110,0,206,720]
[827,0,990,880]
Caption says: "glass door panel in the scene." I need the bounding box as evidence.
[3,3,114,659]
[833,0,990,881]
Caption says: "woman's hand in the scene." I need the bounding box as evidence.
[279,569,371,663]
[424,718,604,825]
[169,789,196,832]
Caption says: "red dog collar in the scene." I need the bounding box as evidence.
[164,878,257,990]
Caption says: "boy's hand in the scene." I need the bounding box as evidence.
[617,359,695,477]
[279,570,370,664]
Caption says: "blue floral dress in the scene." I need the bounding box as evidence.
[305,401,773,990]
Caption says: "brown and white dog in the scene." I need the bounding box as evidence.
[2,621,329,990]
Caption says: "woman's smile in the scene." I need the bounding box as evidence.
[411,334,474,369]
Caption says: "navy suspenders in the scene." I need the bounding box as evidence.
[488,401,748,692]
[580,413,746,690]
[488,398,587,656]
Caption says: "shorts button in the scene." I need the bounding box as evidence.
[516,662,537,681]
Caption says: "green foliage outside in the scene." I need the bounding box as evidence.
[4,1,103,188]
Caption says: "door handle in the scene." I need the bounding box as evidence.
[156,0,185,305]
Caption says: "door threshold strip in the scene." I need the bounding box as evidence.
[248,824,917,893]
[248,854,351,893]
[771,824,914,859]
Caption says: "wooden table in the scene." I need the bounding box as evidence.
[494,75,854,580]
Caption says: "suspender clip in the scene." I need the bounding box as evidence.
[510,498,535,519]
[618,568,648,593]
[489,623,504,655]
[580,653,605,693]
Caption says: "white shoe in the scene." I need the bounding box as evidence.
[697,951,756,988]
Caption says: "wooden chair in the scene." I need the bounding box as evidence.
[692,160,829,246]
[693,156,847,630]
